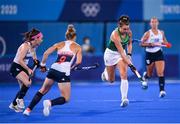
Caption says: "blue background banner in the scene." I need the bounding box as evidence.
[0,21,180,82]
[0,0,143,21]
[0,0,65,21]
[0,0,180,82]
[28,22,104,55]
[60,0,143,21]
[0,22,27,57]
[162,0,180,20]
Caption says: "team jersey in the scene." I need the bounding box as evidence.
[13,42,33,65]
[108,28,130,51]
[146,29,163,53]
[51,40,76,76]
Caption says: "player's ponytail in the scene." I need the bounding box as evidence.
[65,24,76,40]
[118,15,130,27]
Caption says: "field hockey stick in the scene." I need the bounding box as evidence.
[29,65,37,81]
[155,42,172,48]
[40,63,100,72]
[132,39,172,48]
[129,65,148,89]
[132,39,142,43]
[73,63,99,71]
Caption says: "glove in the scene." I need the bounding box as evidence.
[40,65,47,72]
[33,59,40,68]
[40,63,47,72]
[128,64,136,72]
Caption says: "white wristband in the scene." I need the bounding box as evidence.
[40,62,46,66]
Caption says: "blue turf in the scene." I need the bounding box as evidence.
[0,81,180,123]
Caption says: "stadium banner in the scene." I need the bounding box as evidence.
[28,22,104,55]
[0,22,28,57]
[162,0,180,20]
[0,0,65,21]
[0,56,15,82]
[59,0,143,21]
[144,0,180,20]
[0,54,179,83]
[0,0,143,21]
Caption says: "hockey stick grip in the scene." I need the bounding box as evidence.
[29,65,37,81]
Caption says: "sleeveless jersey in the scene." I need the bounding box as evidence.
[13,42,33,65]
[108,28,130,51]
[51,40,76,76]
[146,29,163,53]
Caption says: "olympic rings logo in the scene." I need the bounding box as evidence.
[81,3,101,17]
[0,36,6,57]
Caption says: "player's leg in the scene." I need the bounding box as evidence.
[18,80,23,89]
[23,78,54,116]
[102,48,119,83]
[16,80,25,109]
[117,60,129,107]
[43,82,71,116]
[10,71,31,112]
[143,61,155,79]
[143,51,155,82]
[106,65,116,82]
[101,65,116,83]
[155,60,166,98]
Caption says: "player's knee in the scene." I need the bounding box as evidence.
[24,80,31,87]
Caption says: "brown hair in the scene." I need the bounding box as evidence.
[22,28,41,41]
[118,15,130,27]
[65,24,76,40]
[150,16,159,22]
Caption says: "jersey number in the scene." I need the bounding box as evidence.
[58,56,66,64]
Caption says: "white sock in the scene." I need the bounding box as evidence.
[120,79,129,100]
[104,68,109,80]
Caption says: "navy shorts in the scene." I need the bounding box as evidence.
[47,68,70,83]
[10,62,29,77]
[145,50,164,65]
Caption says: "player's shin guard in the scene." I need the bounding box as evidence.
[18,85,29,99]
[51,97,66,106]
[159,76,165,91]
[28,91,43,110]
[120,79,129,100]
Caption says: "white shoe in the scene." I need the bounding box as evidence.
[43,100,51,116]
[159,91,166,98]
[16,98,25,109]
[23,108,31,116]
[120,98,129,107]
[101,72,107,82]
[101,68,109,82]
[9,103,23,113]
